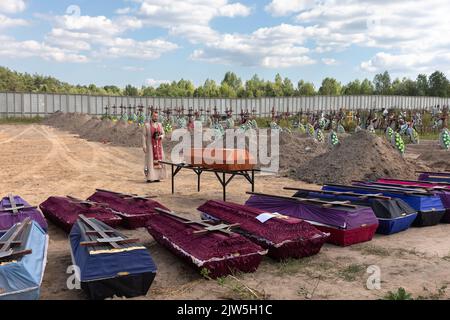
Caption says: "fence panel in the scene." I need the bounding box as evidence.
[2,92,450,117]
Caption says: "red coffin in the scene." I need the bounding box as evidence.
[87,190,169,229]
[39,196,122,233]
[313,224,378,247]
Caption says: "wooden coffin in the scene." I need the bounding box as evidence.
[184,148,255,171]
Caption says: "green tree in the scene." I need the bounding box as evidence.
[141,86,156,96]
[198,79,220,97]
[360,79,374,95]
[282,77,295,96]
[103,85,122,95]
[297,80,316,96]
[319,77,341,95]
[342,80,361,95]
[428,71,449,97]
[123,84,139,96]
[391,78,418,96]
[219,82,237,98]
[221,72,243,93]
[416,74,428,96]
[374,71,392,95]
[245,74,265,98]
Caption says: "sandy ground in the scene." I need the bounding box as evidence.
[1,124,450,300]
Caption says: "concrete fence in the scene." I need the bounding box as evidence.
[1,92,450,118]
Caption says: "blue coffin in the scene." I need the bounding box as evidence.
[322,185,445,227]
[293,191,418,235]
[69,219,157,300]
[0,221,48,300]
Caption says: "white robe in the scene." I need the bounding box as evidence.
[143,122,167,181]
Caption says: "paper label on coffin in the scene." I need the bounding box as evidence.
[256,212,288,223]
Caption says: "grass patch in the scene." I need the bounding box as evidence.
[353,245,391,257]
[392,247,424,258]
[384,287,413,300]
[417,285,448,300]
[339,264,367,282]
[417,131,441,140]
[275,256,334,277]
[0,116,43,124]
[216,275,268,300]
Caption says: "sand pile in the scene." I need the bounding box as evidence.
[296,131,425,184]
[278,131,328,176]
[418,151,450,171]
[79,119,116,143]
[43,113,147,148]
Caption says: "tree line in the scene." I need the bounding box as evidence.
[1,66,450,98]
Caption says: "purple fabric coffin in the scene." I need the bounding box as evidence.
[245,195,378,230]
[0,195,48,232]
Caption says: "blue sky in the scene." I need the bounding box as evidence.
[0,0,449,88]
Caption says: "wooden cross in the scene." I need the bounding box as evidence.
[351,181,432,196]
[154,207,239,236]
[283,187,391,200]
[247,192,357,209]
[66,196,109,208]
[78,215,139,248]
[0,194,37,214]
[96,189,156,201]
[0,218,32,260]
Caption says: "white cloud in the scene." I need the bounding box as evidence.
[190,24,319,68]
[146,78,170,87]
[45,28,92,51]
[129,0,251,42]
[360,52,449,74]
[122,66,145,72]
[263,0,450,73]
[265,0,316,17]
[0,0,26,14]
[0,36,88,63]
[40,11,177,62]
[219,3,251,17]
[116,7,132,15]
[322,58,338,66]
[54,14,142,36]
[94,38,178,60]
[0,13,28,28]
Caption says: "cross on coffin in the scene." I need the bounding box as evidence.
[78,215,139,248]
[95,189,157,201]
[66,195,109,208]
[0,194,38,214]
[154,207,239,236]
[0,218,32,260]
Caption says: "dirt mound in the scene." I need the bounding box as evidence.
[79,119,115,143]
[418,151,450,171]
[296,131,426,184]
[77,118,102,137]
[42,111,67,127]
[278,132,328,177]
[109,121,142,147]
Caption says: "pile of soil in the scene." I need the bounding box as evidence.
[43,113,143,147]
[418,151,450,171]
[278,131,327,176]
[296,131,427,184]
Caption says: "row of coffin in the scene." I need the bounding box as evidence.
[0,171,449,300]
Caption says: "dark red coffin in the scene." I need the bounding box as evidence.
[197,200,329,260]
[87,190,169,229]
[39,196,122,233]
